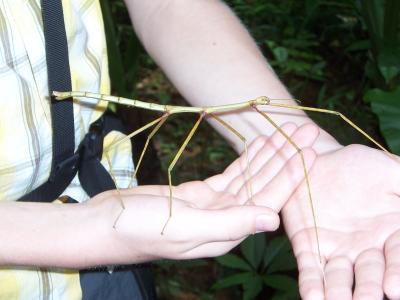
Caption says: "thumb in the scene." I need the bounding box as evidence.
[192,205,280,243]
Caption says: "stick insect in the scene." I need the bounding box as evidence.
[53,90,390,268]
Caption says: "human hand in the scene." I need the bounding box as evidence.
[87,123,318,266]
[282,145,400,299]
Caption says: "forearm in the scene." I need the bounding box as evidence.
[125,0,341,154]
[0,201,98,268]
[0,197,150,268]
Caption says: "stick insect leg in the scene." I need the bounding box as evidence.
[209,113,253,204]
[104,151,125,229]
[132,113,169,185]
[105,115,168,154]
[162,112,205,235]
[103,114,171,229]
[252,105,323,267]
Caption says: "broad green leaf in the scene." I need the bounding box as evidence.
[263,235,290,269]
[215,254,252,271]
[383,0,400,49]
[378,50,400,84]
[99,0,126,95]
[212,272,253,290]
[273,47,289,63]
[361,0,384,55]
[364,87,400,154]
[379,65,399,84]
[364,59,384,85]
[263,274,298,293]
[345,40,371,52]
[240,234,266,270]
[267,250,297,274]
[243,275,263,300]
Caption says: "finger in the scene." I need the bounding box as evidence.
[182,205,279,245]
[227,123,319,196]
[354,248,384,300]
[226,122,299,176]
[174,206,279,259]
[235,122,299,178]
[224,123,298,194]
[324,256,353,300]
[239,147,316,210]
[206,123,298,191]
[384,230,400,299]
[297,251,325,300]
[204,135,267,191]
[258,123,319,186]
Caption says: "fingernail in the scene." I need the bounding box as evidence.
[256,214,278,232]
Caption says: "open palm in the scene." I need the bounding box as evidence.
[283,145,400,299]
[109,124,318,262]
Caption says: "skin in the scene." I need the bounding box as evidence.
[124,0,400,298]
[0,124,317,268]
[284,146,400,300]
[3,1,400,299]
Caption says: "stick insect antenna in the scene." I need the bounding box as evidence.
[268,101,389,153]
[271,98,302,104]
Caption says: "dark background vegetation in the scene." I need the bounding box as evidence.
[99,0,400,299]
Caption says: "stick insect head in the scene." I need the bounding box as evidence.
[52,91,70,100]
[253,96,270,106]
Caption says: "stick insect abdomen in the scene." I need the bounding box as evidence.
[53,91,203,114]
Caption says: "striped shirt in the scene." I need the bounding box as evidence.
[0,0,135,298]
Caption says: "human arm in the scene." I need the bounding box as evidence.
[0,125,317,268]
[123,1,400,298]
[124,0,340,154]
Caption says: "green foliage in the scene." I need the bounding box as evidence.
[228,0,399,153]
[361,0,400,154]
[213,235,299,299]
[227,0,370,88]
[365,87,400,152]
[99,0,142,114]
[100,0,142,93]
[227,0,326,82]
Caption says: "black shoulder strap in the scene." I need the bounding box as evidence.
[19,0,77,202]
[19,0,126,202]
[41,0,75,171]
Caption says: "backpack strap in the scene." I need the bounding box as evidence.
[18,0,118,201]
[77,110,126,197]
[17,1,131,203]
[19,0,77,202]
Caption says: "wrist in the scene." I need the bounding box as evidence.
[312,128,344,154]
[89,191,157,266]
